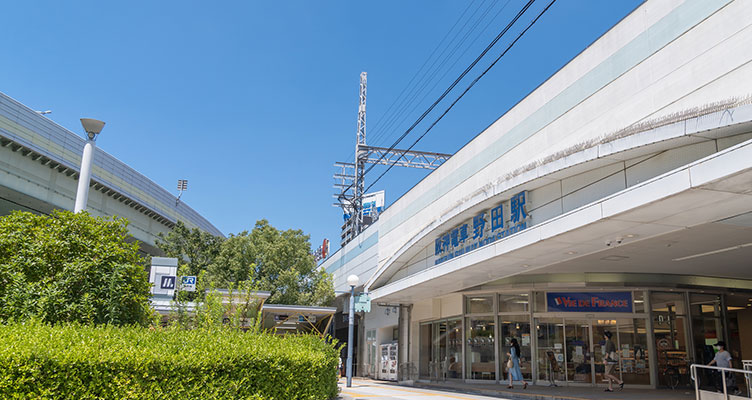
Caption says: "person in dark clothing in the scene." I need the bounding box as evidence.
[603,331,624,392]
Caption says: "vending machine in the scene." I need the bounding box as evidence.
[388,343,398,381]
[379,344,390,380]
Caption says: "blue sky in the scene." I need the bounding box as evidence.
[1,0,641,253]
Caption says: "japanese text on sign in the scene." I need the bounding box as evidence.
[434,191,529,265]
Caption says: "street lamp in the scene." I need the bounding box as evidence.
[73,118,105,213]
[346,274,360,388]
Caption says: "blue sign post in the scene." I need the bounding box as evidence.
[547,292,633,313]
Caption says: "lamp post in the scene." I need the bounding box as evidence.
[73,118,105,213]
[346,274,359,388]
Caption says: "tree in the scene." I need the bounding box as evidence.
[0,210,152,326]
[156,221,224,301]
[208,220,334,306]
[156,221,224,277]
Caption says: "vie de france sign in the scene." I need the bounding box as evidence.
[434,191,530,265]
[547,292,633,313]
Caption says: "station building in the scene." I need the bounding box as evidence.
[322,0,752,388]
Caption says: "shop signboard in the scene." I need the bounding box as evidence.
[547,292,633,313]
[434,190,529,265]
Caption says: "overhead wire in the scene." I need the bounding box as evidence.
[365,0,482,148]
[367,0,496,148]
[354,0,538,188]
[363,0,558,194]
[372,0,514,149]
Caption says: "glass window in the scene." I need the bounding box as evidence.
[726,293,752,367]
[690,293,724,374]
[564,319,592,383]
[466,317,496,380]
[447,319,463,379]
[533,291,546,312]
[499,293,529,313]
[650,292,690,388]
[500,315,532,380]
[466,295,494,314]
[536,318,565,383]
[419,323,432,379]
[633,291,645,313]
[617,318,650,385]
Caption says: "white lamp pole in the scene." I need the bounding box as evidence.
[74,118,105,213]
[346,274,360,388]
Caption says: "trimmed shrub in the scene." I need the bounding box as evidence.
[0,322,339,400]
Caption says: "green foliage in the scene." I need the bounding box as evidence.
[159,219,334,306]
[0,210,152,326]
[156,221,224,302]
[0,322,339,400]
[209,219,335,306]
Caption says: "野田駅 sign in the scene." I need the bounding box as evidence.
[434,191,530,265]
[547,292,633,313]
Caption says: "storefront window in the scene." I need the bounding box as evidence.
[726,293,752,369]
[500,315,532,380]
[633,291,645,313]
[690,293,724,366]
[447,319,463,379]
[466,295,494,314]
[499,293,529,313]
[617,319,650,385]
[592,319,618,386]
[419,323,432,379]
[466,317,495,380]
[536,318,565,383]
[533,291,546,312]
[651,292,690,388]
[565,319,592,383]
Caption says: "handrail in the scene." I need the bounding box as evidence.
[690,363,751,399]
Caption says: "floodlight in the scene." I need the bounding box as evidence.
[80,118,105,140]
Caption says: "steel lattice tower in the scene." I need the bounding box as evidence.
[334,72,453,245]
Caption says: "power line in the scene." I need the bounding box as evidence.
[357,0,537,187]
[366,0,482,148]
[368,0,495,148]
[372,0,514,149]
[363,0,558,194]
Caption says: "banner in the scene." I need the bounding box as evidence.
[547,292,633,313]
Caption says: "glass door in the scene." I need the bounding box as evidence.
[592,319,618,386]
[536,318,565,384]
[565,319,593,384]
[433,321,448,381]
[651,292,690,388]
[500,315,532,380]
[446,319,463,379]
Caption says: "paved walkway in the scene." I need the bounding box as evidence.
[338,378,695,400]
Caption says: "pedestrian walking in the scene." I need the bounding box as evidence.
[506,338,528,389]
[603,331,624,392]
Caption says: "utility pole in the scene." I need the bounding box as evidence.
[354,72,368,236]
[334,72,453,246]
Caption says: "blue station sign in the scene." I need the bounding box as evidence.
[547,292,633,313]
[434,191,530,265]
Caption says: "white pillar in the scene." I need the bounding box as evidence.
[73,140,96,213]
[346,285,356,387]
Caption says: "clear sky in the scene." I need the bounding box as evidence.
[1,0,642,253]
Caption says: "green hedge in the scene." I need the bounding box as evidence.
[0,322,339,400]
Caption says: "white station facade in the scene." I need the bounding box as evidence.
[322,0,752,389]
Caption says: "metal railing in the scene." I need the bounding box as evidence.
[691,363,751,399]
